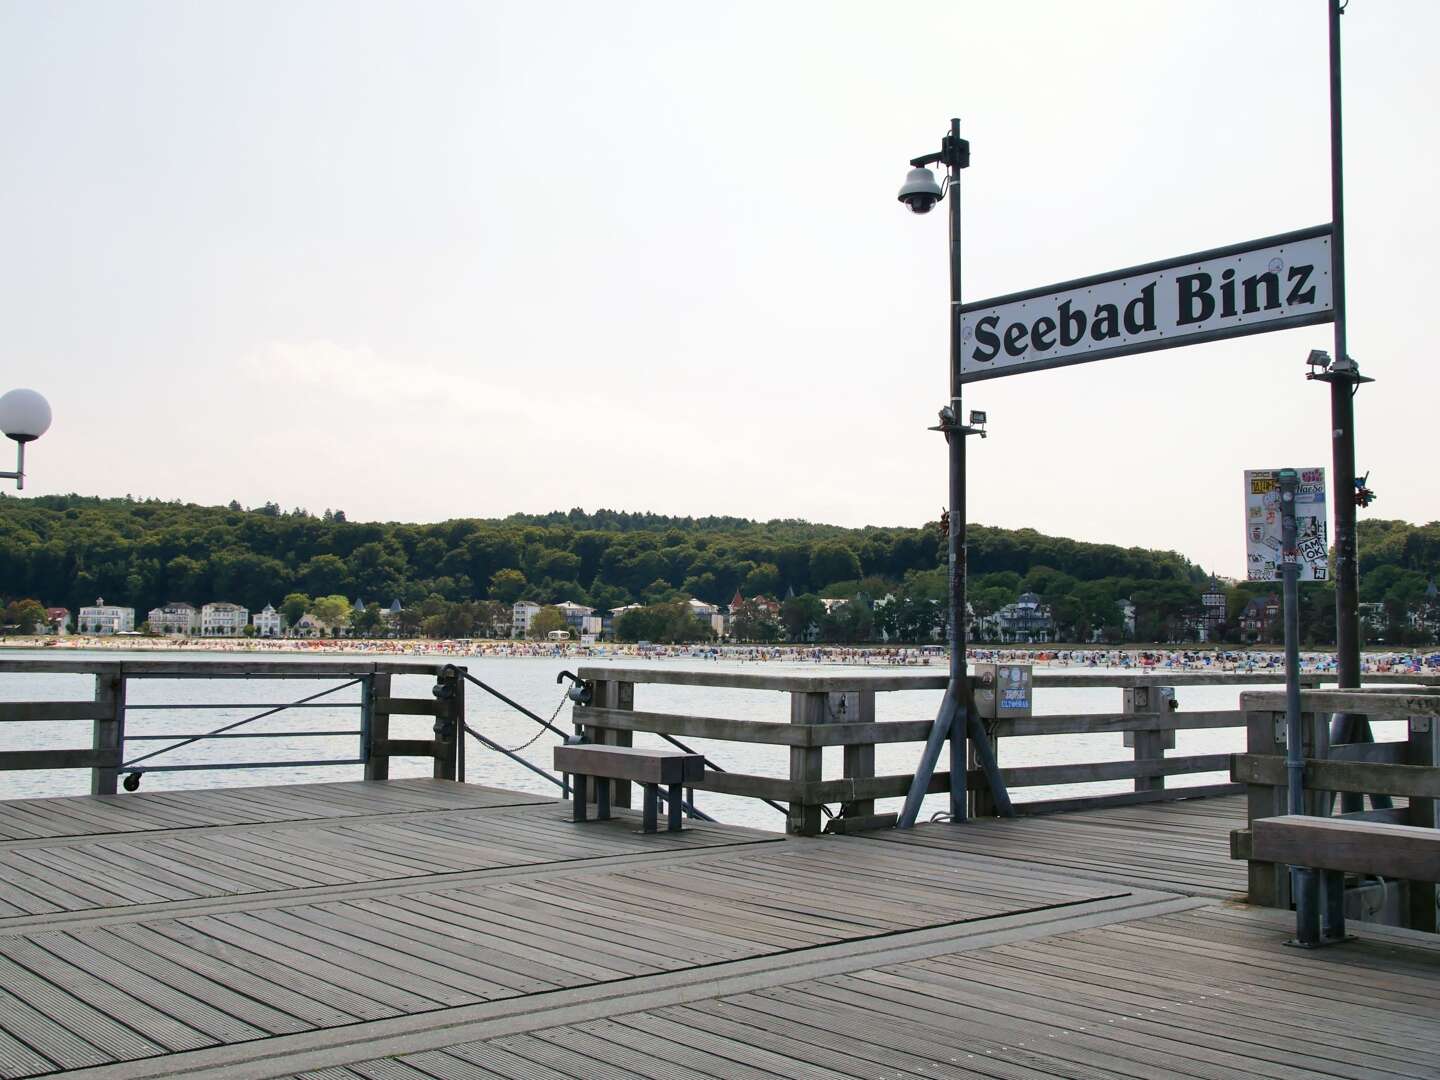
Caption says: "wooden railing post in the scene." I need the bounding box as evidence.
[788,691,825,836]
[431,665,463,781]
[91,669,125,796]
[1405,712,1437,933]
[1243,706,1289,909]
[363,673,392,781]
[581,679,634,808]
[842,690,876,820]
[1124,685,1174,792]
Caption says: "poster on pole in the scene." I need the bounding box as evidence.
[959,225,1334,383]
[1244,468,1328,582]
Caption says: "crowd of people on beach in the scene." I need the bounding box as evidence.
[12,634,1440,672]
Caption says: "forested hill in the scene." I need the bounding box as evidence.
[0,495,1205,621]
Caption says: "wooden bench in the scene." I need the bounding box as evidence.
[554,743,704,833]
[1252,816,1439,882]
[1252,815,1439,941]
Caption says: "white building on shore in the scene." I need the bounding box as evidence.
[201,602,249,637]
[148,602,200,636]
[252,604,283,637]
[512,600,542,638]
[78,599,135,635]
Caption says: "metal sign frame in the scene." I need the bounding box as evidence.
[958,224,1335,384]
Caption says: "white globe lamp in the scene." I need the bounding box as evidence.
[0,388,53,490]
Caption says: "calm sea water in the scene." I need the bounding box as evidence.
[2,649,1398,831]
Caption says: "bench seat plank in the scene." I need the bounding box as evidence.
[554,745,703,786]
[1252,816,1440,881]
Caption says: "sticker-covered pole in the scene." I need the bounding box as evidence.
[1279,468,1319,945]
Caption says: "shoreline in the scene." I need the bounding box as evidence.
[3,636,1436,673]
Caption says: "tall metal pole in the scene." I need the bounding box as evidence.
[899,119,967,829]
[1327,0,1358,690]
[945,117,969,822]
[897,119,1011,829]
[1323,0,1378,813]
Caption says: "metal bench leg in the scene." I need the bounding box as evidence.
[667,783,682,832]
[642,783,658,833]
[597,777,611,821]
[1321,869,1348,942]
[572,774,588,823]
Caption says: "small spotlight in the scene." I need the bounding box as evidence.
[1306,349,1332,371]
[969,410,987,426]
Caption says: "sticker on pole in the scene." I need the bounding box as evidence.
[1244,468,1328,582]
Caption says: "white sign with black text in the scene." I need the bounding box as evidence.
[1244,468,1328,583]
[959,226,1334,383]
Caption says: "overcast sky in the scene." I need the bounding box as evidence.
[3,0,1435,578]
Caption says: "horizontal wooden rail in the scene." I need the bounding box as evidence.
[0,658,455,677]
[371,738,441,757]
[991,710,1243,737]
[0,748,119,771]
[373,697,444,716]
[1233,753,1440,800]
[0,701,111,722]
[576,704,1249,747]
[1240,689,1440,718]
[577,666,1438,694]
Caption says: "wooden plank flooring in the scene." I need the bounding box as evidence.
[0,781,1433,1080]
[871,794,1250,897]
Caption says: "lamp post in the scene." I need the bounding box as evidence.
[894,119,1011,828]
[0,389,52,490]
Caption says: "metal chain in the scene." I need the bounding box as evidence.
[495,689,569,753]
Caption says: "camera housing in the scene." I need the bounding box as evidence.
[897,166,943,214]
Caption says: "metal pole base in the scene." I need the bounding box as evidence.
[1285,934,1357,950]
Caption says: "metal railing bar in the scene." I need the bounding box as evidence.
[462,672,567,739]
[463,722,567,792]
[121,678,362,769]
[126,730,361,740]
[129,758,365,772]
[125,703,359,710]
[648,730,789,820]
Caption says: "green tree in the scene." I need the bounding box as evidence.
[809,543,861,592]
[310,595,352,633]
[781,594,825,642]
[730,599,780,642]
[488,568,527,603]
[529,606,568,639]
[351,602,386,637]
[280,592,312,627]
[2,598,47,634]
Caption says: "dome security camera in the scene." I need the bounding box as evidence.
[897,166,943,214]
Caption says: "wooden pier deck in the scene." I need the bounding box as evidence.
[0,780,1435,1080]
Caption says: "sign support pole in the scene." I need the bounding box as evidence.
[1322,0,1383,812]
[1278,469,1319,945]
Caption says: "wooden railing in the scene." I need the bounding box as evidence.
[0,658,464,794]
[1230,687,1439,932]
[570,667,1440,835]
